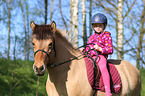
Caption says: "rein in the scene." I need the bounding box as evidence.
[47,43,96,67]
[33,43,95,67]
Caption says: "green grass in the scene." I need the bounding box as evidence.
[0,58,145,96]
[0,59,47,96]
[140,68,145,96]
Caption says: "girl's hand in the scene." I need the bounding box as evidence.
[79,48,85,52]
[94,44,103,52]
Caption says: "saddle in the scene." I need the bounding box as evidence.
[84,57,122,94]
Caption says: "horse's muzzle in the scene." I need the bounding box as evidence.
[33,64,46,76]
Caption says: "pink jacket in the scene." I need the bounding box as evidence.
[85,31,113,58]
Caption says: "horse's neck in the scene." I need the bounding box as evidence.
[47,36,86,82]
[46,36,92,95]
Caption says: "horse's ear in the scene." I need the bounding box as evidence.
[51,21,56,33]
[30,21,36,32]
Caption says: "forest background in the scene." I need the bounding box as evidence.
[0,0,145,96]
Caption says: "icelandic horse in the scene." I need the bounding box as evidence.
[30,21,141,96]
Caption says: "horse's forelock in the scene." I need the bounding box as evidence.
[32,25,54,40]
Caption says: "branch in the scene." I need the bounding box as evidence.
[123,48,136,54]
[123,0,137,18]
[94,2,117,21]
[124,28,137,45]
[12,80,20,90]
[59,0,68,33]
[106,0,118,9]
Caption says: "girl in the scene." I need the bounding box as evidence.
[83,13,113,96]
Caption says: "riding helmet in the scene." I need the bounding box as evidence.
[91,13,107,25]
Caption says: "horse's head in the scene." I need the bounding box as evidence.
[30,21,56,76]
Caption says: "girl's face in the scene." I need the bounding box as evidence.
[92,23,105,33]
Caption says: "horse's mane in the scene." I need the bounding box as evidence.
[32,24,76,50]
[55,28,76,50]
[32,25,53,40]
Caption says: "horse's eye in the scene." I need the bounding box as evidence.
[48,43,53,48]
[32,42,35,46]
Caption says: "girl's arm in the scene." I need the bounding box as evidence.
[101,32,113,55]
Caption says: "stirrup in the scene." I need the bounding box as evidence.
[105,93,112,96]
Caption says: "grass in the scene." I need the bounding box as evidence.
[0,59,47,96]
[140,68,145,96]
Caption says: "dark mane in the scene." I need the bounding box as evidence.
[55,28,75,49]
[32,24,75,49]
[32,24,54,40]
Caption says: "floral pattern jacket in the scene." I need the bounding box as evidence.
[85,31,113,58]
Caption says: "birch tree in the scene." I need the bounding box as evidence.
[94,0,136,59]
[69,0,72,42]
[70,0,79,48]
[81,0,87,45]
[89,0,92,36]
[117,0,123,59]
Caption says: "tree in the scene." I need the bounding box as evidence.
[69,0,72,42]
[50,0,54,22]
[7,0,11,60]
[81,0,87,45]
[136,0,145,69]
[19,0,28,60]
[117,0,123,59]
[94,0,136,59]
[59,0,68,34]
[89,0,92,36]
[44,0,48,24]
[70,0,79,48]
[26,0,30,60]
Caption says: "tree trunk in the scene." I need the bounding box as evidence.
[36,77,39,96]
[69,0,72,42]
[44,0,48,24]
[19,0,27,61]
[50,0,53,22]
[81,0,87,45]
[70,0,79,48]
[13,36,17,61]
[7,0,11,60]
[89,0,92,36]
[59,0,68,35]
[26,0,30,60]
[136,1,145,69]
[117,0,124,59]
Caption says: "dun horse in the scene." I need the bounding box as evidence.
[30,21,141,96]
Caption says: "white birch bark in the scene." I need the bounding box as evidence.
[70,0,79,48]
[117,0,124,59]
[81,0,87,45]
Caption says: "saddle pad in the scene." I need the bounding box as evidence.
[84,57,122,93]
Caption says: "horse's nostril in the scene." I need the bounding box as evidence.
[40,65,44,70]
[33,64,45,76]
[33,64,39,71]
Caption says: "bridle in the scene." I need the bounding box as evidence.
[33,38,56,63]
